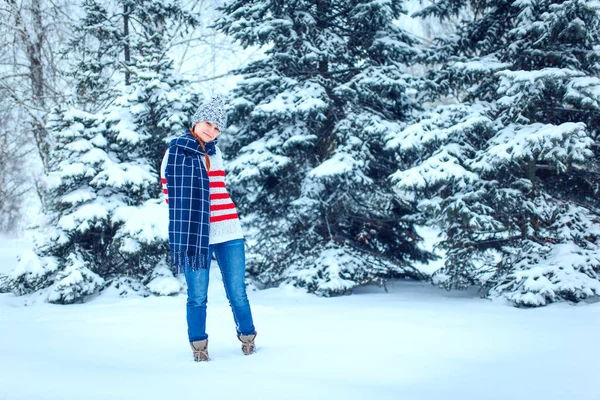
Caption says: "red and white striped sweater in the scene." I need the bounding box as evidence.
[161,147,244,245]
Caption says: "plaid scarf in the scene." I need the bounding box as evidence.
[166,132,217,274]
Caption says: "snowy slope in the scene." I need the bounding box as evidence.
[1,237,598,400]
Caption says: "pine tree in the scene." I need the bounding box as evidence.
[102,35,199,291]
[9,0,200,302]
[9,108,108,303]
[67,0,200,111]
[67,0,123,111]
[387,0,600,306]
[88,0,199,296]
[215,0,434,295]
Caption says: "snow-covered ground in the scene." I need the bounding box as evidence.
[1,237,598,400]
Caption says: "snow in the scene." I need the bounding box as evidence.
[1,238,598,400]
[146,263,182,296]
[497,67,583,83]
[451,57,511,74]
[567,76,600,107]
[308,154,355,178]
[8,248,56,280]
[60,187,97,206]
[253,81,327,115]
[282,133,317,149]
[287,246,360,294]
[57,202,109,232]
[227,138,290,182]
[113,200,169,244]
[78,147,110,165]
[104,107,144,144]
[91,161,155,189]
[65,138,93,152]
[54,162,86,180]
[90,133,108,147]
[390,147,478,189]
[385,107,491,152]
[472,122,593,172]
[46,254,105,304]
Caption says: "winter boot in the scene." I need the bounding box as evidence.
[237,332,257,355]
[190,339,210,362]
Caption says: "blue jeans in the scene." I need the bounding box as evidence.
[183,238,256,342]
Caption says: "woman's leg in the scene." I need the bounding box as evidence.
[213,239,256,336]
[183,248,213,341]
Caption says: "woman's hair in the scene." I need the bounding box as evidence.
[191,127,211,172]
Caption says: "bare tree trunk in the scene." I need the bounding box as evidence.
[5,0,50,172]
[1,0,74,222]
[30,0,45,109]
[123,4,131,85]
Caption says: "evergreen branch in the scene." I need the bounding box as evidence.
[285,66,366,77]
[188,71,234,83]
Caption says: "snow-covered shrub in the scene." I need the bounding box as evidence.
[145,259,182,296]
[111,199,170,278]
[9,249,59,296]
[285,244,413,296]
[0,275,8,294]
[47,254,105,304]
[103,276,149,298]
[489,202,600,306]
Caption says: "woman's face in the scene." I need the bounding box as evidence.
[192,121,220,143]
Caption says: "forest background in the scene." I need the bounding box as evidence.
[1,0,599,308]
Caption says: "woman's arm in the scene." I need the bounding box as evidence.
[160,148,169,204]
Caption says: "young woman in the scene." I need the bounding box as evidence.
[160,96,257,362]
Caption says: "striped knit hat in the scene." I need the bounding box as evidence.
[192,95,228,130]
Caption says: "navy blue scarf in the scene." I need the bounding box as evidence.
[166,132,217,274]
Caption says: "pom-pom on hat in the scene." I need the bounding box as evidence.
[192,95,228,130]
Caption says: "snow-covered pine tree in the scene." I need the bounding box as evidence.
[9,0,200,302]
[67,0,124,111]
[215,0,434,295]
[84,0,200,296]
[9,108,108,303]
[67,0,201,112]
[387,0,600,306]
[102,27,200,294]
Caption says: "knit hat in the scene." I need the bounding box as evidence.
[192,95,228,130]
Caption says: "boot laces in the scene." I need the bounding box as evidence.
[239,335,256,354]
[242,341,254,353]
[193,348,209,360]
[191,342,209,361]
